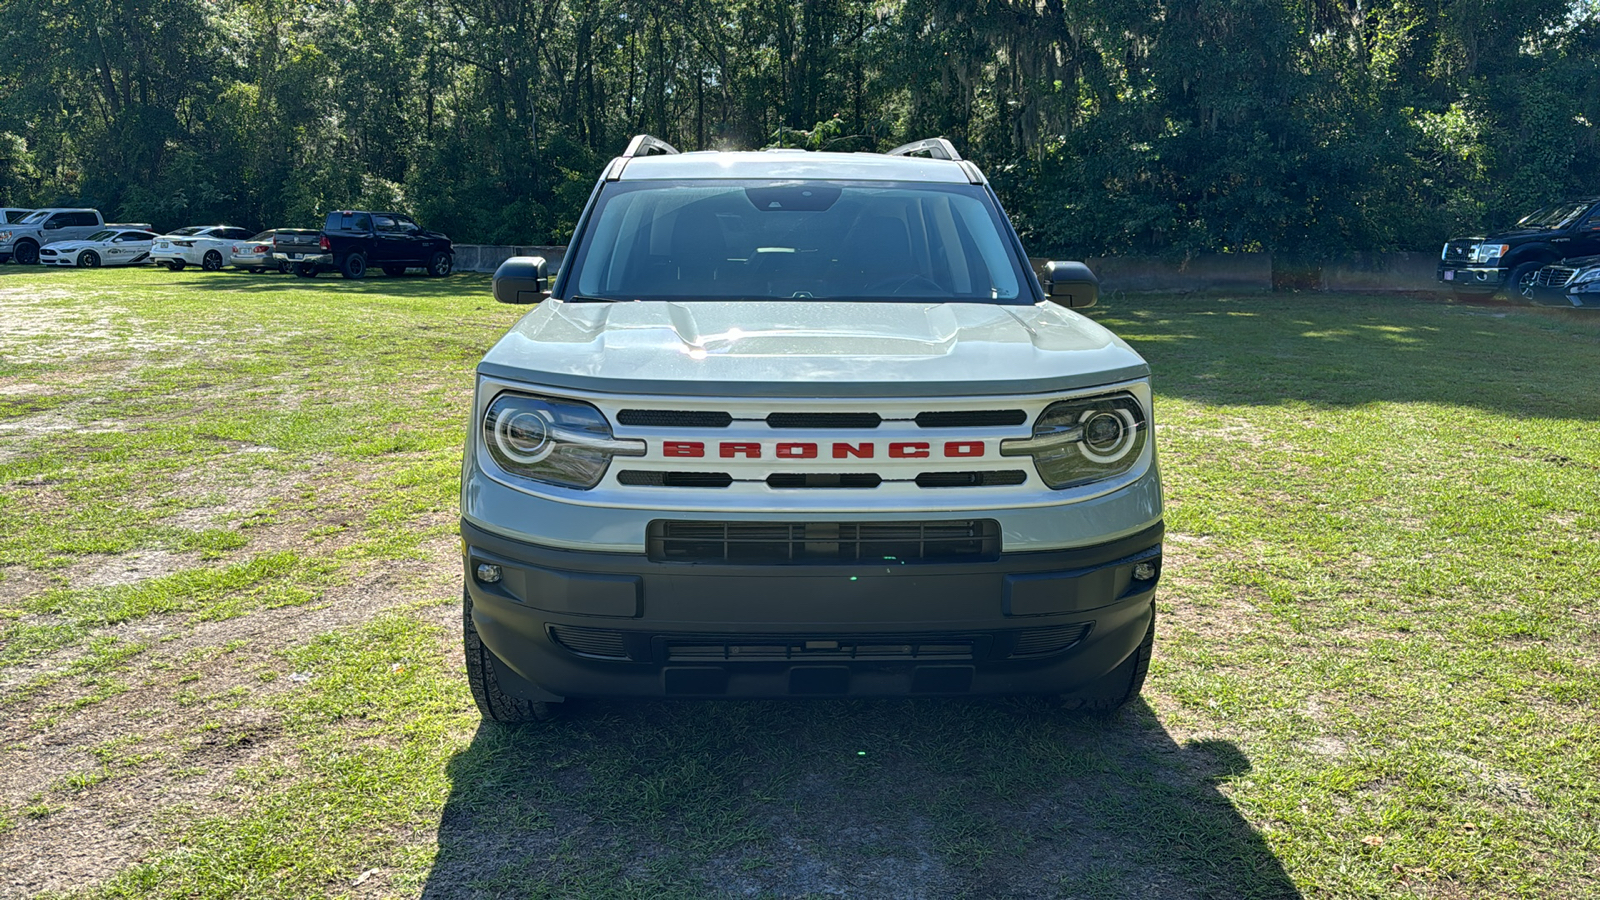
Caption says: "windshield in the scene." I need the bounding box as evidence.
[248,231,273,241]
[1515,202,1590,230]
[85,230,115,241]
[169,226,205,236]
[22,211,48,224]
[565,180,1031,304]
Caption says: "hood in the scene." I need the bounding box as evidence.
[477,300,1150,397]
[1482,227,1563,242]
[1555,254,1600,270]
[42,239,96,250]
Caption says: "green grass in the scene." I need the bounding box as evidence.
[2,268,1598,898]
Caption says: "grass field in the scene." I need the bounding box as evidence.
[0,266,1597,899]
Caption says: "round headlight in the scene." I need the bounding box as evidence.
[1079,408,1138,463]
[495,409,555,463]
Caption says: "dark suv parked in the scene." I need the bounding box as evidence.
[1438,198,1600,299]
[321,210,454,279]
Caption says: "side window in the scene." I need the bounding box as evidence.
[46,212,71,227]
[373,215,399,233]
[351,214,373,232]
[71,212,99,227]
[324,212,343,231]
[394,216,418,232]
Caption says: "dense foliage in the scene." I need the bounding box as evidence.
[1,0,1597,255]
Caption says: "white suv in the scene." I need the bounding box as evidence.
[461,136,1162,722]
[151,225,256,271]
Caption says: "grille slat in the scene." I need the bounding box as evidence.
[1533,266,1577,288]
[915,410,1028,428]
[648,519,1001,564]
[915,470,1028,488]
[766,472,882,489]
[616,409,733,428]
[618,470,734,488]
[765,412,883,428]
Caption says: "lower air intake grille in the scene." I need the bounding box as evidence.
[548,625,629,659]
[915,410,1028,428]
[1009,624,1092,658]
[647,519,1001,564]
[766,472,882,488]
[666,635,974,661]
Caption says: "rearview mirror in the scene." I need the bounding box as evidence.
[493,256,549,304]
[1040,261,1098,309]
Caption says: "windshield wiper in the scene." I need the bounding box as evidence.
[564,295,617,303]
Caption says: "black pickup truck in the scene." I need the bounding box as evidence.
[1438,197,1600,299]
[321,210,454,279]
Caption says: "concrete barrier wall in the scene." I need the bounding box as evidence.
[457,245,1444,294]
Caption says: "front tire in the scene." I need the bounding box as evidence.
[1059,604,1154,714]
[463,588,553,723]
[295,263,318,278]
[202,250,224,271]
[167,260,186,272]
[426,251,452,277]
[277,261,292,274]
[14,241,39,265]
[78,250,101,268]
[382,265,407,277]
[340,252,367,279]
[1502,261,1542,302]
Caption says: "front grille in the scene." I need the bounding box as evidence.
[665,634,974,662]
[1010,624,1092,658]
[548,625,629,659]
[1533,266,1577,288]
[647,519,1002,564]
[766,472,882,489]
[616,409,733,428]
[1443,241,1475,263]
[915,470,1028,488]
[915,410,1028,428]
[765,412,882,428]
[40,249,57,256]
[618,470,734,488]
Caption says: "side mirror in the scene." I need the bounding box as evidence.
[1040,260,1099,309]
[493,256,549,304]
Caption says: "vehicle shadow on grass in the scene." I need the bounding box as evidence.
[1095,293,1600,420]
[420,698,1299,899]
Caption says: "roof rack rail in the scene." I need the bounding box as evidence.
[623,134,680,158]
[886,138,962,161]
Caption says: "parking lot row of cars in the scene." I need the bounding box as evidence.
[0,207,456,279]
[1437,196,1600,308]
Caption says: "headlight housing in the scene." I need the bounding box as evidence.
[1572,268,1600,285]
[482,392,644,490]
[1000,392,1149,489]
[1470,243,1508,263]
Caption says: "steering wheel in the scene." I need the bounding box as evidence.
[865,273,946,296]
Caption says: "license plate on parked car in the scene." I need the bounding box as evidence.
[290,253,301,259]
[1444,270,1454,281]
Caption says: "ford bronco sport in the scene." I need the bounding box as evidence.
[460,136,1163,721]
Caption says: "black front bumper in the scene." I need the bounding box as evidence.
[462,519,1163,701]
[1437,263,1505,290]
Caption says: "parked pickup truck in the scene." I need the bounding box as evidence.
[321,210,453,279]
[460,135,1162,723]
[0,208,105,264]
[271,229,329,277]
[1439,197,1600,299]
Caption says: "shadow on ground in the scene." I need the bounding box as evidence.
[1094,293,1600,420]
[421,699,1298,899]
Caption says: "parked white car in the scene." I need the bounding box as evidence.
[229,230,289,273]
[38,229,161,267]
[151,225,255,271]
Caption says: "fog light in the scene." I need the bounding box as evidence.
[1132,562,1158,582]
[475,563,502,584]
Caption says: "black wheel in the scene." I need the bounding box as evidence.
[1059,604,1154,714]
[382,265,407,277]
[426,251,453,277]
[295,263,318,278]
[78,250,101,268]
[463,588,554,723]
[340,252,367,279]
[277,261,292,274]
[14,241,39,265]
[168,260,186,271]
[201,250,224,271]
[1501,261,1542,302]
